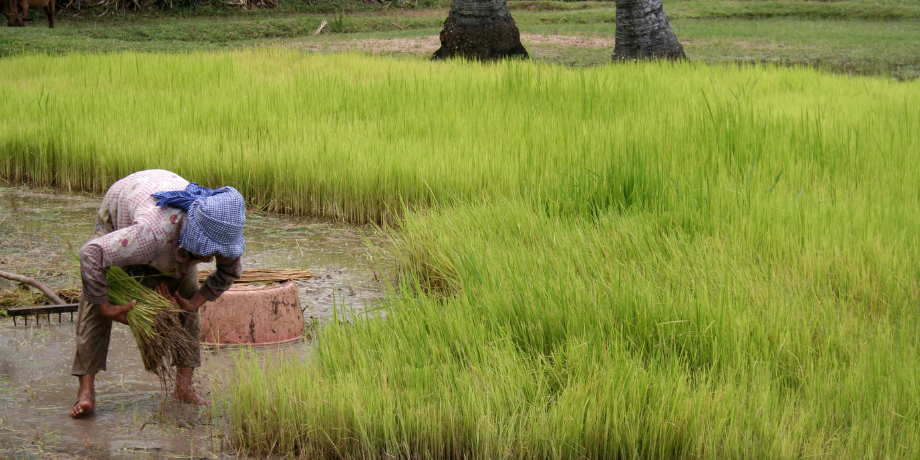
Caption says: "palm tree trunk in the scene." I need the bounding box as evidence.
[612,0,685,61]
[433,0,528,61]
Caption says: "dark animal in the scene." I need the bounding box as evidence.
[4,0,55,28]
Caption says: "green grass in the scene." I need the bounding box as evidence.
[1,50,919,457]
[666,0,920,20]
[3,0,920,78]
[676,18,920,79]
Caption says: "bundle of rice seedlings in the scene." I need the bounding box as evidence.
[106,266,196,383]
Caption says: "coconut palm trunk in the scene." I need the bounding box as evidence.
[612,0,685,61]
[433,0,528,61]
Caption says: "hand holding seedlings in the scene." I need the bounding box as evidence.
[97,299,137,325]
[155,283,207,313]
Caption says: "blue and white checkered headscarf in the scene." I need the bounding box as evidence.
[152,183,246,259]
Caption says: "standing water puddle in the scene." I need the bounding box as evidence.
[0,184,387,458]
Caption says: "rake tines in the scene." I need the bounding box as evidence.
[1,270,79,326]
[8,304,79,326]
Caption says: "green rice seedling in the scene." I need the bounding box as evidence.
[3,52,920,458]
[105,266,195,383]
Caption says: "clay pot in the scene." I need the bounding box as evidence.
[199,280,304,347]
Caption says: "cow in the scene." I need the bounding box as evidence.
[4,0,55,28]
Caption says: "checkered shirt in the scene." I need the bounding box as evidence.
[79,169,242,305]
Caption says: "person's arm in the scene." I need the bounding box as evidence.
[96,299,137,325]
[162,256,242,313]
[200,256,243,301]
[79,225,162,323]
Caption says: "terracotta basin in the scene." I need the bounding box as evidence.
[199,280,304,347]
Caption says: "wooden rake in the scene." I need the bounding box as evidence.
[1,271,78,326]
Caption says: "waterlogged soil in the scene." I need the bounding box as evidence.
[0,184,387,458]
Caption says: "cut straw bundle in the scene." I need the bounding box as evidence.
[106,266,196,382]
[198,268,314,284]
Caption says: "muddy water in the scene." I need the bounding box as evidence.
[0,184,387,458]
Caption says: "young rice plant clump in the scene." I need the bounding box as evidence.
[106,266,195,383]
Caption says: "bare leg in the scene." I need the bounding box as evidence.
[70,374,96,417]
[173,367,208,406]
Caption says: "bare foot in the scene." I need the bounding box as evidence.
[174,367,209,406]
[70,374,96,418]
[173,387,210,406]
[69,391,95,418]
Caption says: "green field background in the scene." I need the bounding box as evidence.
[2,51,920,457]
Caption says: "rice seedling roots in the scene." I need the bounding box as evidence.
[141,310,197,384]
[106,266,199,387]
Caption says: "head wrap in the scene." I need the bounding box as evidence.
[151,183,246,259]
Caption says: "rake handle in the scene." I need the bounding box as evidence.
[0,270,66,305]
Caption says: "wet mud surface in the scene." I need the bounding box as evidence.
[0,184,387,458]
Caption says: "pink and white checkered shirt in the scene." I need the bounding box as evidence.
[79,169,242,305]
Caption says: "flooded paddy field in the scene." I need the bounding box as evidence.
[0,184,387,458]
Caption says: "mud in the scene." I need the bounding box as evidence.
[0,321,246,458]
[0,184,387,458]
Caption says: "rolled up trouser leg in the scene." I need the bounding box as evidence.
[173,269,201,369]
[71,298,113,376]
[71,200,118,376]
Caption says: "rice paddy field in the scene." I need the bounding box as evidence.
[2,50,920,458]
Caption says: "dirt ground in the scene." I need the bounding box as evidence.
[288,33,617,55]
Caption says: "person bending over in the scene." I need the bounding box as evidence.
[70,169,245,418]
